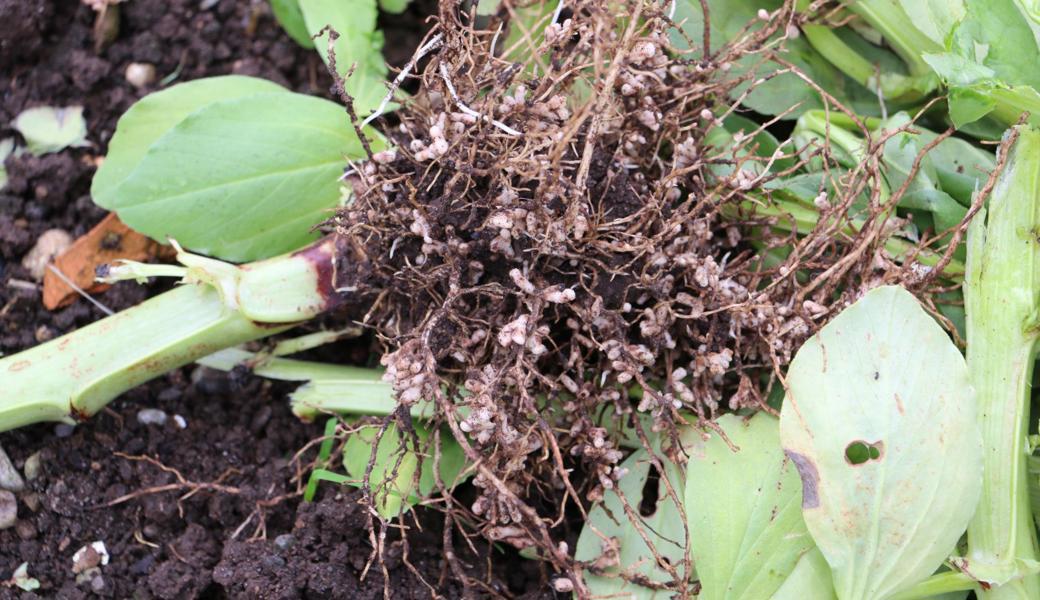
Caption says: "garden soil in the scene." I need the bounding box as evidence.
[0,0,547,597]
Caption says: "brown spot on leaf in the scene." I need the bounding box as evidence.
[785,450,820,509]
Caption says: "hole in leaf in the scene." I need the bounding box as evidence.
[639,464,661,517]
[845,440,884,465]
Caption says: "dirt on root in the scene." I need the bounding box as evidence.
[0,0,548,598]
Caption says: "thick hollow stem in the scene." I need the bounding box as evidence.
[0,237,340,432]
[965,125,1040,598]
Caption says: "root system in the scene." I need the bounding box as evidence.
[324,0,961,594]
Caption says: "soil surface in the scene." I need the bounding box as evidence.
[0,0,546,597]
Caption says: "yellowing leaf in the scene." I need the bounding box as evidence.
[779,285,983,600]
[685,413,823,600]
[12,106,89,156]
[772,548,837,600]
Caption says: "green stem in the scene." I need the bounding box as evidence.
[0,285,287,431]
[844,0,942,77]
[800,23,933,102]
[965,125,1040,599]
[888,571,976,600]
[0,237,341,432]
[722,197,966,277]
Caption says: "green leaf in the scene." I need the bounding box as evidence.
[476,0,500,15]
[918,132,995,206]
[270,0,315,48]
[779,285,983,600]
[685,413,822,600]
[0,138,14,190]
[298,0,388,114]
[92,75,287,208]
[342,420,466,518]
[12,106,89,155]
[575,445,689,599]
[501,0,556,76]
[671,0,884,118]
[378,0,410,14]
[106,91,376,262]
[948,87,998,128]
[722,114,796,172]
[771,549,837,600]
[897,0,964,46]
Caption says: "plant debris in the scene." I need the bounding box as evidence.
[41,213,160,310]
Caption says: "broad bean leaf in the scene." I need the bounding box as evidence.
[378,0,410,14]
[92,76,287,207]
[108,91,375,262]
[343,420,466,518]
[671,0,882,118]
[875,113,968,248]
[0,138,14,190]
[779,285,983,600]
[501,0,556,77]
[575,446,688,599]
[269,0,315,48]
[722,114,796,172]
[12,106,89,156]
[918,135,995,206]
[298,0,387,114]
[685,412,821,600]
[897,0,965,46]
[771,548,836,600]
[921,0,1040,127]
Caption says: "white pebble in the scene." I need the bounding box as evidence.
[21,229,73,281]
[124,63,156,88]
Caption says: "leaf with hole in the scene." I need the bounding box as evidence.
[12,106,89,156]
[685,412,828,600]
[342,419,466,518]
[104,91,377,262]
[779,285,983,600]
[574,444,689,599]
[92,75,288,209]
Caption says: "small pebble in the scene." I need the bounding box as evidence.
[274,534,295,551]
[54,423,75,438]
[0,444,25,492]
[124,62,156,88]
[21,493,40,513]
[261,554,285,570]
[129,555,155,576]
[21,229,73,281]
[173,415,187,429]
[34,325,54,343]
[0,491,17,529]
[136,408,168,427]
[15,520,36,540]
[72,542,109,574]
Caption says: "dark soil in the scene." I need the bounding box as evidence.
[0,0,546,597]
